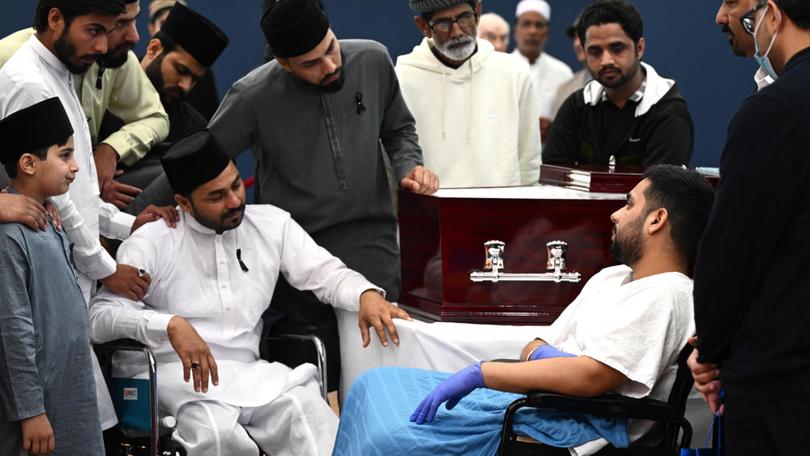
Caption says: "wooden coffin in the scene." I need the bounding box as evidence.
[540,164,721,193]
[398,186,626,325]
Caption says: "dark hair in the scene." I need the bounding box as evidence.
[641,165,715,265]
[774,0,810,30]
[2,136,71,179]
[34,0,125,33]
[153,30,178,54]
[421,1,477,23]
[576,0,643,46]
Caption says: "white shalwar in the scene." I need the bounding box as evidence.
[512,50,573,119]
[533,265,695,456]
[90,205,381,455]
[0,35,136,430]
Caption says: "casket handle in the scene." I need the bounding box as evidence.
[470,240,582,284]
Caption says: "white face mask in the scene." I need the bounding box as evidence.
[753,3,779,80]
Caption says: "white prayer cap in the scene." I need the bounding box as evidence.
[515,0,551,21]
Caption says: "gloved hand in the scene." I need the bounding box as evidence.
[410,363,485,425]
[528,344,576,361]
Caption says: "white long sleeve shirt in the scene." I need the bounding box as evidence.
[0,36,134,299]
[512,50,573,119]
[89,205,379,414]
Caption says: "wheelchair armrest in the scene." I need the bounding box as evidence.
[523,392,680,422]
[95,338,148,353]
[265,333,328,400]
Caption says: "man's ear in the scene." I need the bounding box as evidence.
[415,16,433,39]
[47,7,65,34]
[646,208,668,235]
[475,1,483,19]
[174,194,192,214]
[635,36,646,60]
[145,38,164,61]
[18,154,37,176]
[276,57,292,73]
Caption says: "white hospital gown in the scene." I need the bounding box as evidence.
[536,265,695,455]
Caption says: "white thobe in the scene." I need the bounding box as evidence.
[0,35,134,301]
[512,50,574,119]
[89,205,380,453]
[0,35,134,430]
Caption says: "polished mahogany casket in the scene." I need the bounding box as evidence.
[397,167,636,325]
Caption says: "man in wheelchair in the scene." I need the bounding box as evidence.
[334,165,714,455]
[89,129,410,455]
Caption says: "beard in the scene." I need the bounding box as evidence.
[720,24,748,57]
[54,32,102,74]
[191,201,246,234]
[99,42,134,68]
[594,58,641,89]
[320,67,346,93]
[145,53,185,100]
[433,35,477,62]
[610,216,644,267]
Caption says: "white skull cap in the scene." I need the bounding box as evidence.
[515,0,551,21]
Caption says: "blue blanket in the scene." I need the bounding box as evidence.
[333,367,629,455]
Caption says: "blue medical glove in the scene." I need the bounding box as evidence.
[410,363,485,425]
[528,344,576,361]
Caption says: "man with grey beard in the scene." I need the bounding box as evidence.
[396,0,540,188]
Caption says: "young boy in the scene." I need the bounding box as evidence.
[0,98,104,455]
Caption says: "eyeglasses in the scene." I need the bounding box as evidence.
[740,2,767,36]
[429,11,477,34]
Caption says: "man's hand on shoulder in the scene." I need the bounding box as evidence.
[358,289,412,348]
[400,165,439,195]
[132,204,179,233]
[168,316,219,393]
[0,193,48,231]
[100,264,151,301]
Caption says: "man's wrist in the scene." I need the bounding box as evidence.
[95,143,120,162]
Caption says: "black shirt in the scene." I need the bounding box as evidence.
[694,47,810,399]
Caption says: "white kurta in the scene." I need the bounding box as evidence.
[536,265,695,456]
[512,50,573,119]
[89,205,379,416]
[0,35,134,301]
[0,34,132,430]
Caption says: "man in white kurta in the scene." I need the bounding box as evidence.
[0,4,160,431]
[511,0,573,141]
[89,129,409,455]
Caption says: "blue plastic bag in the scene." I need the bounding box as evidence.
[680,413,722,456]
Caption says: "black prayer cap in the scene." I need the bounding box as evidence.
[261,0,330,59]
[161,2,229,67]
[0,97,73,166]
[161,129,231,195]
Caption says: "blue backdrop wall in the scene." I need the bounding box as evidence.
[1,1,758,169]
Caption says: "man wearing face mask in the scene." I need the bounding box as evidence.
[542,0,693,168]
[396,0,541,188]
[692,1,810,453]
[715,0,775,90]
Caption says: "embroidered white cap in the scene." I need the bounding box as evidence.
[515,0,551,21]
